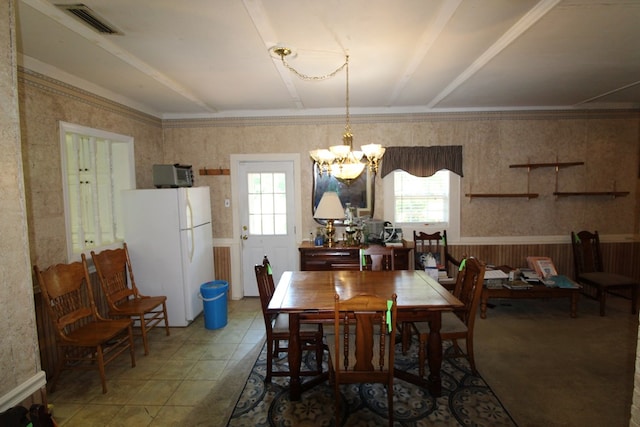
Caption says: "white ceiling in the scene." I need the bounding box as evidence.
[15,0,640,119]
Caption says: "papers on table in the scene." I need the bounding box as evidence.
[484,269,509,280]
[540,275,581,289]
[520,269,541,282]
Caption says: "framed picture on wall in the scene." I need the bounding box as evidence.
[312,163,375,225]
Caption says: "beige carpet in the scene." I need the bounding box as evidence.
[475,293,638,427]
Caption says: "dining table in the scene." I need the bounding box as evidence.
[268,269,464,400]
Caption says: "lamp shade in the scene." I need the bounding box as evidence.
[314,191,345,220]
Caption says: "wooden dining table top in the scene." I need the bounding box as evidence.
[268,269,463,313]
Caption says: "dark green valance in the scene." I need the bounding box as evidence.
[380,146,463,178]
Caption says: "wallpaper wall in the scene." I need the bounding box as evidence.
[163,111,640,242]
[18,69,163,268]
[18,69,640,268]
[0,0,42,404]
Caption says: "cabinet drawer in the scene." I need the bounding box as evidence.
[300,248,359,270]
[299,244,411,271]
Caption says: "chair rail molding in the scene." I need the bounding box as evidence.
[454,234,637,246]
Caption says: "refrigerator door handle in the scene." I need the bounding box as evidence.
[188,227,195,262]
[185,191,194,229]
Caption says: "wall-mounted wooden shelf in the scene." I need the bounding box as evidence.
[199,168,230,176]
[553,191,629,198]
[509,161,584,170]
[465,193,539,200]
[466,159,628,200]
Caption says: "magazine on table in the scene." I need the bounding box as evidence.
[526,256,558,279]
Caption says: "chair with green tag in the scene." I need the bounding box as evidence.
[359,245,395,271]
[262,255,276,298]
[326,293,398,426]
[255,262,325,383]
[408,257,486,375]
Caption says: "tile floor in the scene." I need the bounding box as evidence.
[47,297,265,427]
[44,292,640,426]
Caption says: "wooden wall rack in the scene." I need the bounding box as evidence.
[465,160,628,200]
[199,167,230,176]
[465,192,539,200]
[553,180,629,198]
[553,191,629,198]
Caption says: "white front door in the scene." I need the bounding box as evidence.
[237,160,298,296]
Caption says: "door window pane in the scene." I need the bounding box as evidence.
[247,172,287,235]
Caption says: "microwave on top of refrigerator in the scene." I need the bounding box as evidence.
[153,164,194,188]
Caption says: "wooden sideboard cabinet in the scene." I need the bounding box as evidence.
[299,241,412,271]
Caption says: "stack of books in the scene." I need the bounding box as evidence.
[484,269,509,289]
[503,281,533,290]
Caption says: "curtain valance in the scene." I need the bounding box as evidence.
[380,146,463,178]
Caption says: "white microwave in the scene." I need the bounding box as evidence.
[153,164,194,188]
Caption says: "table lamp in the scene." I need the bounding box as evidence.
[314,191,345,247]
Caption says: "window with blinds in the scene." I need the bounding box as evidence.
[60,122,135,260]
[393,170,450,224]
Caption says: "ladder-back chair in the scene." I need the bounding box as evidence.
[413,230,459,279]
[359,245,395,271]
[327,293,398,426]
[34,257,136,393]
[91,243,170,355]
[571,230,639,316]
[254,264,325,382]
[411,257,485,375]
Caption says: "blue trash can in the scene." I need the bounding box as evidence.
[199,280,228,330]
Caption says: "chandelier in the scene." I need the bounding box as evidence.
[271,47,385,181]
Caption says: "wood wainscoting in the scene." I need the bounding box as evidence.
[213,246,231,289]
[35,246,232,382]
[446,240,640,283]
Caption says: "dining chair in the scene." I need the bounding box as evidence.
[571,230,639,316]
[262,255,275,298]
[254,264,325,382]
[34,257,136,393]
[326,293,398,426]
[359,245,395,271]
[411,256,486,376]
[413,230,460,280]
[400,257,466,354]
[91,243,170,355]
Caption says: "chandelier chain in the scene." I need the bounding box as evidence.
[271,45,385,180]
[345,55,351,137]
[278,54,348,81]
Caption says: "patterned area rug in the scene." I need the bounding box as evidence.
[227,340,517,426]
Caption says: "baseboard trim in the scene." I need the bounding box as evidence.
[0,371,46,412]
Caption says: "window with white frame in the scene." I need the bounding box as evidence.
[383,169,460,239]
[60,122,135,261]
[247,172,287,235]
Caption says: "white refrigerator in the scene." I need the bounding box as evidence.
[122,186,215,327]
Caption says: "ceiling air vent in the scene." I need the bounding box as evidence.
[56,4,123,35]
